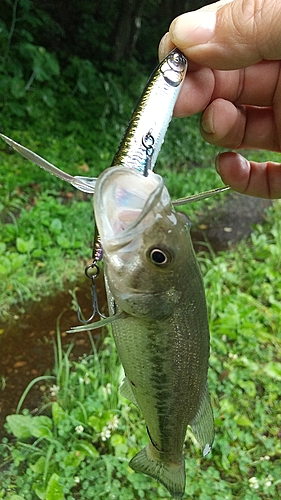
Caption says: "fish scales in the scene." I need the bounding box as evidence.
[93,166,214,499]
[112,296,209,456]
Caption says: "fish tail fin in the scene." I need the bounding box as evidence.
[190,386,214,457]
[129,444,185,499]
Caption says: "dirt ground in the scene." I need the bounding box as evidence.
[191,192,271,252]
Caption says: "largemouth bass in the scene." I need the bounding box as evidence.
[76,165,214,499]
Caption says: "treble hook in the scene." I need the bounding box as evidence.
[77,229,108,324]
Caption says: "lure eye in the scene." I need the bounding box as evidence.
[148,247,171,266]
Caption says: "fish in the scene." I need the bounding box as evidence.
[69,165,215,499]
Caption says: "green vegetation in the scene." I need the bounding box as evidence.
[1,201,281,499]
[1,1,281,499]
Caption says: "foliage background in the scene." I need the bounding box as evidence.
[0,1,281,500]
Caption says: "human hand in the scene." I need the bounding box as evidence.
[159,0,281,198]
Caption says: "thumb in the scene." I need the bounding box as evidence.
[169,0,281,69]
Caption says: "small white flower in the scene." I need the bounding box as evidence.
[74,476,80,484]
[108,415,119,430]
[100,427,111,441]
[50,385,60,397]
[260,454,270,461]
[265,480,272,488]
[228,353,238,360]
[75,425,84,434]
[249,477,259,489]
[84,373,91,384]
[99,414,119,441]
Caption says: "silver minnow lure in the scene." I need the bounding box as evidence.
[111,48,187,173]
[69,166,215,499]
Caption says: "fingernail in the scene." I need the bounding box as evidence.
[170,10,216,48]
[201,107,215,135]
[158,32,174,61]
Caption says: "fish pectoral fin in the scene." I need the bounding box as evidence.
[66,312,127,333]
[190,387,214,457]
[120,376,139,407]
[129,445,185,499]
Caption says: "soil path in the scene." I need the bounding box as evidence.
[192,192,271,252]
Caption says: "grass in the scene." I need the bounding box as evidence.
[1,200,281,499]
[0,327,171,499]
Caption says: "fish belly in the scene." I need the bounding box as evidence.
[111,308,213,499]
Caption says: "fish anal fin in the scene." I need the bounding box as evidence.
[129,445,185,499]
[190,387,214,457]
[120,376,139,407]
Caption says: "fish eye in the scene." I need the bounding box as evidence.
[148,247,171,266]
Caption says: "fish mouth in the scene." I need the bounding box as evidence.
[94,166,170,248]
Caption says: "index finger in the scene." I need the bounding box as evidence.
[174,60,281,117]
